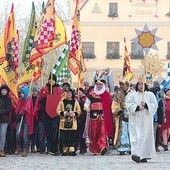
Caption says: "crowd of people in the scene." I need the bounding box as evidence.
[0,73,170,164]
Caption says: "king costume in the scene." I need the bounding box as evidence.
[112,80,131,155]
[84,79,114,155]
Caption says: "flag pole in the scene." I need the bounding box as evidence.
[50,5,56,95]
[50,44,54,95]
[0,74,2,86]
[41,57,44,87]
[142,53,146,102]
[77,54,80,101]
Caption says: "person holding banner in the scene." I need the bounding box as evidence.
[126,77,158,163]
[15,86,32,157]
[38,73,62,155]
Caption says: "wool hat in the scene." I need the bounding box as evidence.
[32,86,39,92]
[78,87,84,93]
[62,82,71,88]
[20,87,30,100]
[48,73,57,82]
[84,80,90,86]
[0,84,10,94]
[153,81,160,88]
[164,88,170,94]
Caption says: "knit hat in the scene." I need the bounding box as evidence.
[48,73,57,82]
[20,87,30,100]
[84,80,90,86]
[164,88,170,94]
[153,81,160,88]
[32,86,39,92]
[78,87,84,93]
[0,84,10,94]
[62,82,70,88]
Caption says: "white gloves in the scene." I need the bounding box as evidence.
[64,111,75,117]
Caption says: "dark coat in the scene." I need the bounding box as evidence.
[0,95,12,123]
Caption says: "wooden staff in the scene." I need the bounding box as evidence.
[0,75,2,87]
[142,74,145,102]
[50,44,54,95]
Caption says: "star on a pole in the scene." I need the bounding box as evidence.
[131,23,162,55]
[141,53,164,77]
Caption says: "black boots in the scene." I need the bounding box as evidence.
[131,155,140,163]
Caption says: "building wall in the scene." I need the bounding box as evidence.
[66,0,170,86]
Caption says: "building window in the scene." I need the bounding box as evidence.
[106,42,120,59]
[130,42,144,59]
[167,42,170,59]
[108,3,118,17]
[82,42,95,59]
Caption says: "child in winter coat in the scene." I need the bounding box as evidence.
[15,87,33,157]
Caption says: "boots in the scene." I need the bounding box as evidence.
[155,146,160,152]
[101,147,107,155]
[61,146,69,156]
[15,146,21,155]
[163,145,168,151]
[31,146,36,153]
[69,147,77,156]
[22,149,28,157]
[0,150,6,157]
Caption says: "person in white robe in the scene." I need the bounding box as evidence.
[126,77,158,163]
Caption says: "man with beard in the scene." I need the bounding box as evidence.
[126,77,157,163]
[84,79,114,155]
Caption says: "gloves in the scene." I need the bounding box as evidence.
[64,111,75,118]
[64,111,69,117]
[16,114,23,122]
[16,111,26,122]
[70,112,75,118]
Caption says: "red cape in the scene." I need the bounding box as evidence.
[15,97,34,135]
[100,91,114,137]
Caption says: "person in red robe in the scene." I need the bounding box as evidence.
[15,86,33,157]
[84,79,114,155]
[161,88,170,151]
[38,73,63,155]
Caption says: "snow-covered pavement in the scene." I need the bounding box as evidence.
[0,146,170,170]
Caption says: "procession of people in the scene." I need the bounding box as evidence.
[0,72,170,164]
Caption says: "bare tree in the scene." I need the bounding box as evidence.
[0,0,68,81]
